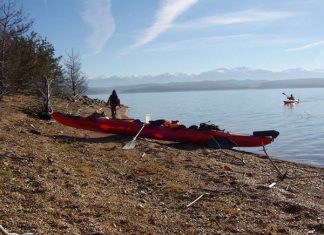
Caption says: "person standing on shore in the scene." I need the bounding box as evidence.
[106,90,120,119]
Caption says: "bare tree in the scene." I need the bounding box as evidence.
[32,38,62,116]
[0,0,33,99]
[63,49,88,98]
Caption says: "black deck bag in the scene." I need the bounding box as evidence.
[149,119,165,126]
[199,123,222,131]
[188,125,198,130]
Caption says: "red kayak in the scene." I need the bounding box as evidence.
[52,112,279,148]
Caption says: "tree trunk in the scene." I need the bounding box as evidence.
[44,78,51,114]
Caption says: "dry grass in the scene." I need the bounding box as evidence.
[0,94,323,235]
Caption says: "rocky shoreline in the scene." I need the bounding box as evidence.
[0,94,323,234]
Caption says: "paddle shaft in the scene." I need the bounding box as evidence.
[133,124,146,140]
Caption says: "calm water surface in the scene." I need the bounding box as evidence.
[90,88,324,167]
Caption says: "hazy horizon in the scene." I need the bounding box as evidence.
[86,67,324,92]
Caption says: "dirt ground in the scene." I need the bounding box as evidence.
[0,94,323,235]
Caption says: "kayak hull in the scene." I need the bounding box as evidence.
[52,112,278,148]
[284,99,299,104]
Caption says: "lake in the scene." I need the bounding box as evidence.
[89,88,324,167]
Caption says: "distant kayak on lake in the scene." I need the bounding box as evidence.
[282,92,299,105]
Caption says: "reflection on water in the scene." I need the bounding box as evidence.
[90,88,324,167]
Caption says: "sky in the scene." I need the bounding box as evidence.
[15,0,324,78]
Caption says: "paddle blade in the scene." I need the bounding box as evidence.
[122,139,136,149]
[122,124,145,150]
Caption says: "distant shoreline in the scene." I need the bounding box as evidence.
[87,78,324,95]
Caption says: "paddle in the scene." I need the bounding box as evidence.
[282,92,299,102]
[122,124,146,149]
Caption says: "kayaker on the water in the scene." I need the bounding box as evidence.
[288,94,295,100]
[106,90,120,119]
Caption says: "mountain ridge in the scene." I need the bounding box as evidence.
[88,67,324,88]
[87,78,324,94]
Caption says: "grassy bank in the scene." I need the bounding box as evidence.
[0,94,323,234]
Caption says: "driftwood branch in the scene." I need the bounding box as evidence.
[186,194,205,208]
[262,145,287,179]
[0,225,10,235]
[0,151,33,161]
[0,225,34,235]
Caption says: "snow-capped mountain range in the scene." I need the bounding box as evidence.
[88,67,324,87]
